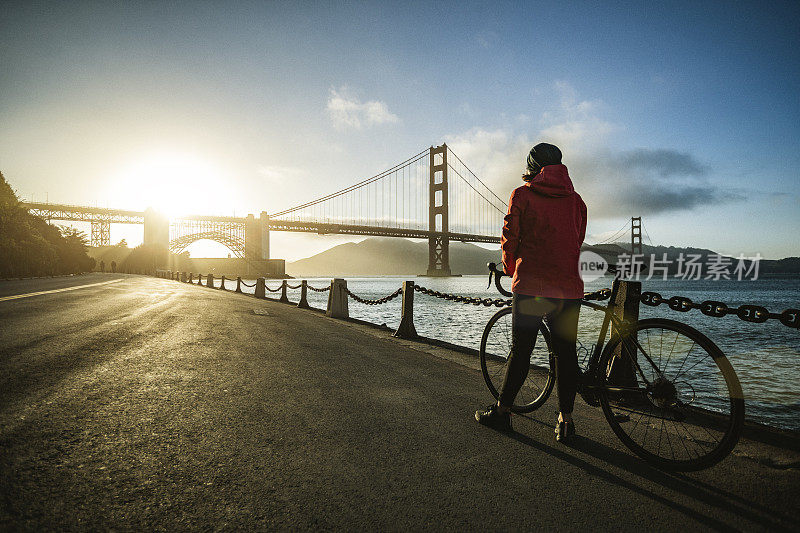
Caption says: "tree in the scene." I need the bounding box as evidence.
[120,244,168,274]
[0,172,97,277]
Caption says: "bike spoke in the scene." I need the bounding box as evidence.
[599,320,741,469]
[670,341,696,381]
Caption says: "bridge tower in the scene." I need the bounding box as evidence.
[426,144,451,276]
[260,211,270,261]
[143,208,169,248]
[245,212,270,262]
[243,211,271,276]
[631,216,642,255]
[90,219,111,247]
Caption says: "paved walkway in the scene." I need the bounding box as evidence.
[1,274,798,530]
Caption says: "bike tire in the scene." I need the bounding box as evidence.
[479,307,555,413]
[597,318,744,471]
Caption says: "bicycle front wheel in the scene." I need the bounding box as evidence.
[479,307,554,413]
[597,318,744,471]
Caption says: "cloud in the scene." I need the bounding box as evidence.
[444,81,742,219]
[326,87,399,130]
[617,148,709,178]
[538,81,616,151]
[569,148,741,217]
[444,128,532,197]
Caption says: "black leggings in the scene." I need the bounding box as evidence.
[498,293,581,414]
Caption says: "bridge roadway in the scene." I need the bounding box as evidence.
[1,274,798,530]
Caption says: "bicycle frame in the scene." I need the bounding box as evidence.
[487,262,662,393]
[580,298,665,394]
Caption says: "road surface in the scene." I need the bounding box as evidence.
[1,274,798,530]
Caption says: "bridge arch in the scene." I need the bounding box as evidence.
[168,231,246,258]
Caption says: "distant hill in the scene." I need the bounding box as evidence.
[286,237,799,277]
[287,238,498,276]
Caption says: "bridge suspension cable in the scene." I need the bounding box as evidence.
[270,149,429,221]
[270,145,507,241]
[594,221,630,246]
[444,146,506,237]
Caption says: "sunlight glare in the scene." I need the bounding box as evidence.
[108,151,236,217]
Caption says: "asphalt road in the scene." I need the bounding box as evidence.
[1,274,798,531]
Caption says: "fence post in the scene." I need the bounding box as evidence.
[220,275,226,290]
[394,280,418,339]
[188,272,193,284]
[180,271,186,282]
[279,280,290,303]
[207,274,214,288]
[236,277,242,293]
[326,278,349,319]
[608,278,641,387]
[255,277,266,298]
[297,280,310,309]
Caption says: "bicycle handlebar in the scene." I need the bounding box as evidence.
[487,261,622,299]
[487,262,513,298]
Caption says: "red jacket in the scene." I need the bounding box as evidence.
[501,164,587,299]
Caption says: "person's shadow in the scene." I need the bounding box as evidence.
[503,415,797,532]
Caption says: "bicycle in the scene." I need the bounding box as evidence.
[479,262,744,471]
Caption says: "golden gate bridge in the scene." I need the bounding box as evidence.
[22,144,508,276]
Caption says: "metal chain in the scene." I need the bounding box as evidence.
[640,291,800,328]
[240,280,256,288]
[286,283,302,290]
[345,287,403,305]
[308,285,330,292]
[264,284,281,293]
[413,284,511,307]
[414,284,612,307]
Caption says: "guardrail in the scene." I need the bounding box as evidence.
[155,270,800,338]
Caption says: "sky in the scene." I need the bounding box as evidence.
[1,1,798,260]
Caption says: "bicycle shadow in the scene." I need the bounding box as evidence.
[502,419,796,532]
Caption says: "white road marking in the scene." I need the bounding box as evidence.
[0,279,124,302]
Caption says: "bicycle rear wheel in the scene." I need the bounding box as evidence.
[597,318,744,471]
[479,307,554,413]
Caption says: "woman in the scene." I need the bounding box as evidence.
[475,142,587,443]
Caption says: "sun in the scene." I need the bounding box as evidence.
[108,151,234,217]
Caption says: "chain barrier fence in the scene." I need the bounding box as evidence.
[414,284,510,308]
[345,287,403,305]
[640,291,800,328]
[412,285,612,307]
[156,270,797,330]
[308,284,330,292]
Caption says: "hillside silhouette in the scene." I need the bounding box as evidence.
[0,173,95,277]
[287,238,628,276]
[287,237,798,277]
